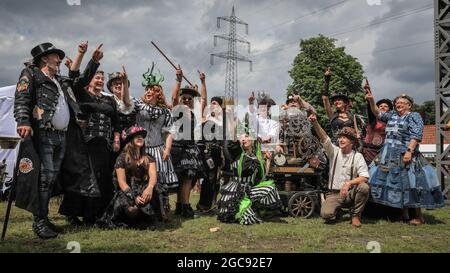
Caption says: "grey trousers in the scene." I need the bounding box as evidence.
[321,183,370,220]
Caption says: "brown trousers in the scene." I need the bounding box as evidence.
[320,183,369,220]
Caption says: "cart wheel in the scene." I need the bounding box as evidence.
[288,192,315,218]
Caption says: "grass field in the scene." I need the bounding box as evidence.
[0,193,449,253]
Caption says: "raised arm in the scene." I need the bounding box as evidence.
[199,71,207,114]
[70,41,88,73]
[308,113,328,144]
[322,67,333,120]
[364,79,379,118]
[297,95,316,115]
[171,65,182,108]
[248,91,256,114]
[72,43,103,93]
[121,65,131,107]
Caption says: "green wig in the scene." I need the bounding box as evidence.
[237,140,265,180]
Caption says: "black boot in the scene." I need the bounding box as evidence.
[45,218,63,233]
[174,202,182,215]
[38,190,62,233]
[32,216,58,239]
[34,191,59,237]
[181,204,195,218]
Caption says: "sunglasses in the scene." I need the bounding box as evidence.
[181,96,193,101]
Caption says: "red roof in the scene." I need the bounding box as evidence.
[422,125,450,144]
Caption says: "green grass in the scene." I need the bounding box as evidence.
[0,193,449,253]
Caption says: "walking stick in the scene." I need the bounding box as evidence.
[1,138,22,241]
[150,41,194,87]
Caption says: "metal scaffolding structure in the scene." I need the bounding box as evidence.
[435,0,450,202]
[211,6,252,105]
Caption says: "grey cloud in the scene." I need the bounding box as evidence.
[0,0,436,105]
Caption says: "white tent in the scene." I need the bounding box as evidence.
[0,85,19,195]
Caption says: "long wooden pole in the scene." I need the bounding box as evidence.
[151,41,194,87]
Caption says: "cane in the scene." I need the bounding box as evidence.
[150,41,194,87]
[1,138,22,241]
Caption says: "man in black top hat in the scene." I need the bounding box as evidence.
[13,42,102,239]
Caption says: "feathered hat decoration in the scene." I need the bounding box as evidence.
[142,62,164,87]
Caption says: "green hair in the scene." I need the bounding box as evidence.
[237,140,265,180]
[142,62,164,87]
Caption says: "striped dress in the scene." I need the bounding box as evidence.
[134,99,179,209]
[217,153,281,225]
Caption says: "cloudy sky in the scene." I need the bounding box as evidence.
[0,0,435,105]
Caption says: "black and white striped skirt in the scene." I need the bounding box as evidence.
[146,145,179,192]
[217,178,281,225]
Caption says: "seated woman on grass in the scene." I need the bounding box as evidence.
[217,133,281,225]
[97,126,163,229]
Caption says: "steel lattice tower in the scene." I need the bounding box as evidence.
[211,6,252,105]
[435,0,450,203]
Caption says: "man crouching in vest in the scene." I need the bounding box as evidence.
[308,113,370,227]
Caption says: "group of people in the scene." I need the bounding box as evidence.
[11,41,445,239]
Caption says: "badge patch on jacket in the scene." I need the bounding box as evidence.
[19,158,34,174]
[16,76,29,92]
[32,106,44,120]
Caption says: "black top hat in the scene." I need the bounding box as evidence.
[211,96,223,106]
[122,126,147,145]
[258,97,276,106]
[31,42,65,65]
[376,99,393,110]
[180,86,200,97]
[330,92,350,104]
[107,72,130,93]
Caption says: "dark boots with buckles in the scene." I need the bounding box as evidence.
[32,216,58,239]
[32,191,63,239]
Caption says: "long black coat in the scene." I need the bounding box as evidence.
[14,59,100,215]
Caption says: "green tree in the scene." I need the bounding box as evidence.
[413,100,435,125]
[288,35,366,128]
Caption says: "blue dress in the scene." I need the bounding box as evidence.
[369,111,444,209]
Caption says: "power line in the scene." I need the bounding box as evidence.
[258,0,352,33]
[249,39,433,73]
[326,4,432,37]
[250,3,432,58]
[356,39,432,56]
[238,0,288,18]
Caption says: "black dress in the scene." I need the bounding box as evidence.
[97,153,163,228]
[329,112,365,144]
[60,90,119,221]
[171,107,204,183]
[197,119,223,208]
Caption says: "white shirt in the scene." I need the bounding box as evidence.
[113,95,135,115]
[322,137,369,190]
[248,104,279,152]
[45,73,70,130]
